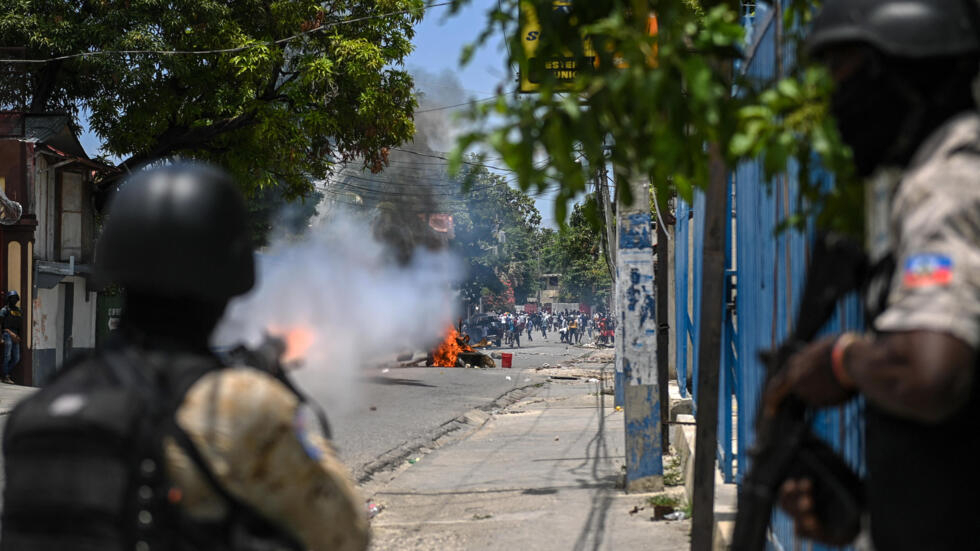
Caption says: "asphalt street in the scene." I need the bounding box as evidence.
[303,338,588,478]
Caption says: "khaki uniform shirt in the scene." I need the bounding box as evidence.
[870,111,980,346]
[163,368,369,551]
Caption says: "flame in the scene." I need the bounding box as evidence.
[431,327,473,367]
[269,325,316,364]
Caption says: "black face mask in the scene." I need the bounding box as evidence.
[830,63,914,177]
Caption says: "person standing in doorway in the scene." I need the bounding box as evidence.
[0,291,23,384]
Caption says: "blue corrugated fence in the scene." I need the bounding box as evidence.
[671,2,867,548]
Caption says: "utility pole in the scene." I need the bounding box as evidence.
[615,171,663,492]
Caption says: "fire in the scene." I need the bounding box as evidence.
[269,325,316,364]
[431,327,473,367]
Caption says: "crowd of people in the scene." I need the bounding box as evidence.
[465,309,615,348]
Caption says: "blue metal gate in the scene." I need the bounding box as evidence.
[673,3,867,548]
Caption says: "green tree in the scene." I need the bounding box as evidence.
[0,0,423,199]
[540,201,613,307]
[450,166,543,309]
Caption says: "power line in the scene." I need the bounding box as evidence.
[390,148,519,173]
[415,95,500,113]
[0,1,453,64]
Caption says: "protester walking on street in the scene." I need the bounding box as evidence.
[772,2,980,549]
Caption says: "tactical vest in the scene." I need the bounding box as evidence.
[0,341,303,551]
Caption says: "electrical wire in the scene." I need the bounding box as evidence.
[0,0,453,63]
[414,95,501,113]
[390,148,521,173]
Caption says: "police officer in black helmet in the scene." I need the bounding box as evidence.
[772,1,980,548]
[1,163,368,550]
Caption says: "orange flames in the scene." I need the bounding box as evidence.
[432,327,473,367]
[269,325,316,365]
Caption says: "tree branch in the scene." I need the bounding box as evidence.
[116,112,258,172]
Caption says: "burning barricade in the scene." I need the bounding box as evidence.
[427,327,495,368]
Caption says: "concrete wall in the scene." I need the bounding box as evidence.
[31,275,96,385]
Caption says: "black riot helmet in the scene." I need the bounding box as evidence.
[96,162,255,302]
[806,0,980,59]
[805,0,980,176]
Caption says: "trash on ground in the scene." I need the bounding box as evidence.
[367,503,385,519]
[505,376,512,381]
[628,505,645,516]
[554,436,560,441]
[381,368,390,373]
[542,363,551,368]
[472,513,493,520]
[408,457,420,464]
[615,406,623,411]
[369,406,377,411]
[663,511,688,521]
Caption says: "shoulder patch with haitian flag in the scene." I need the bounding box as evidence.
[903,253,953,288]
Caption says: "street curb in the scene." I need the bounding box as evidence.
[672,413,737,550]
[354,382,543,484]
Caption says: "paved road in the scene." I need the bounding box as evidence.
[300,339,588,477]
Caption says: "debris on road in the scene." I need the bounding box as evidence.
[408,457,420,464]
[369,406,377,411]
[628,505,645,516]
[472,513,493,520]
[663,511,688,521]
[367,502,385,519]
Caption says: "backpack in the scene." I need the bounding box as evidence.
[0,341,304,551]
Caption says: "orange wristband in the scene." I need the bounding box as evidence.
[831,333,860,389]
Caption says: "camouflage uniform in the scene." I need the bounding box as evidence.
[862,110,980,549]
[164,368,369,551]
[868,111,980,345]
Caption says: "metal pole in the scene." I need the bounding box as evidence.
[616,171,663,492]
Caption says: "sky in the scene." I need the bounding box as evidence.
[403,1,562,227]
[78,0,564,226]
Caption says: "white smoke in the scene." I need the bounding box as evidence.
[211,211,460,412]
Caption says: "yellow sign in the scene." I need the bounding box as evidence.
[518,2,658,93]
[519,1,595,93]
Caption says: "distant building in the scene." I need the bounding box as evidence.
[538,273,561,310]
[0,112,116,385]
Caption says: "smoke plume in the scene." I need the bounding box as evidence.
[211,211,461,412]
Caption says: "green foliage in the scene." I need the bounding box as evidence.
[539,200,613,306]
[450,166,544,307]
[648,494,681,507]
[449,0,862,235]
[0,0,423,201]
[730,65,861,235]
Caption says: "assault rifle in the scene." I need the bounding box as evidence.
[731,234,867,549]
[227,335,333,440]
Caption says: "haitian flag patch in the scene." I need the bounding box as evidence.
[903,253,953,288]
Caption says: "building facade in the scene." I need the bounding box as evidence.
[0,112,110,385]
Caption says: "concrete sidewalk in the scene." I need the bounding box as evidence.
[367,378,690,550]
